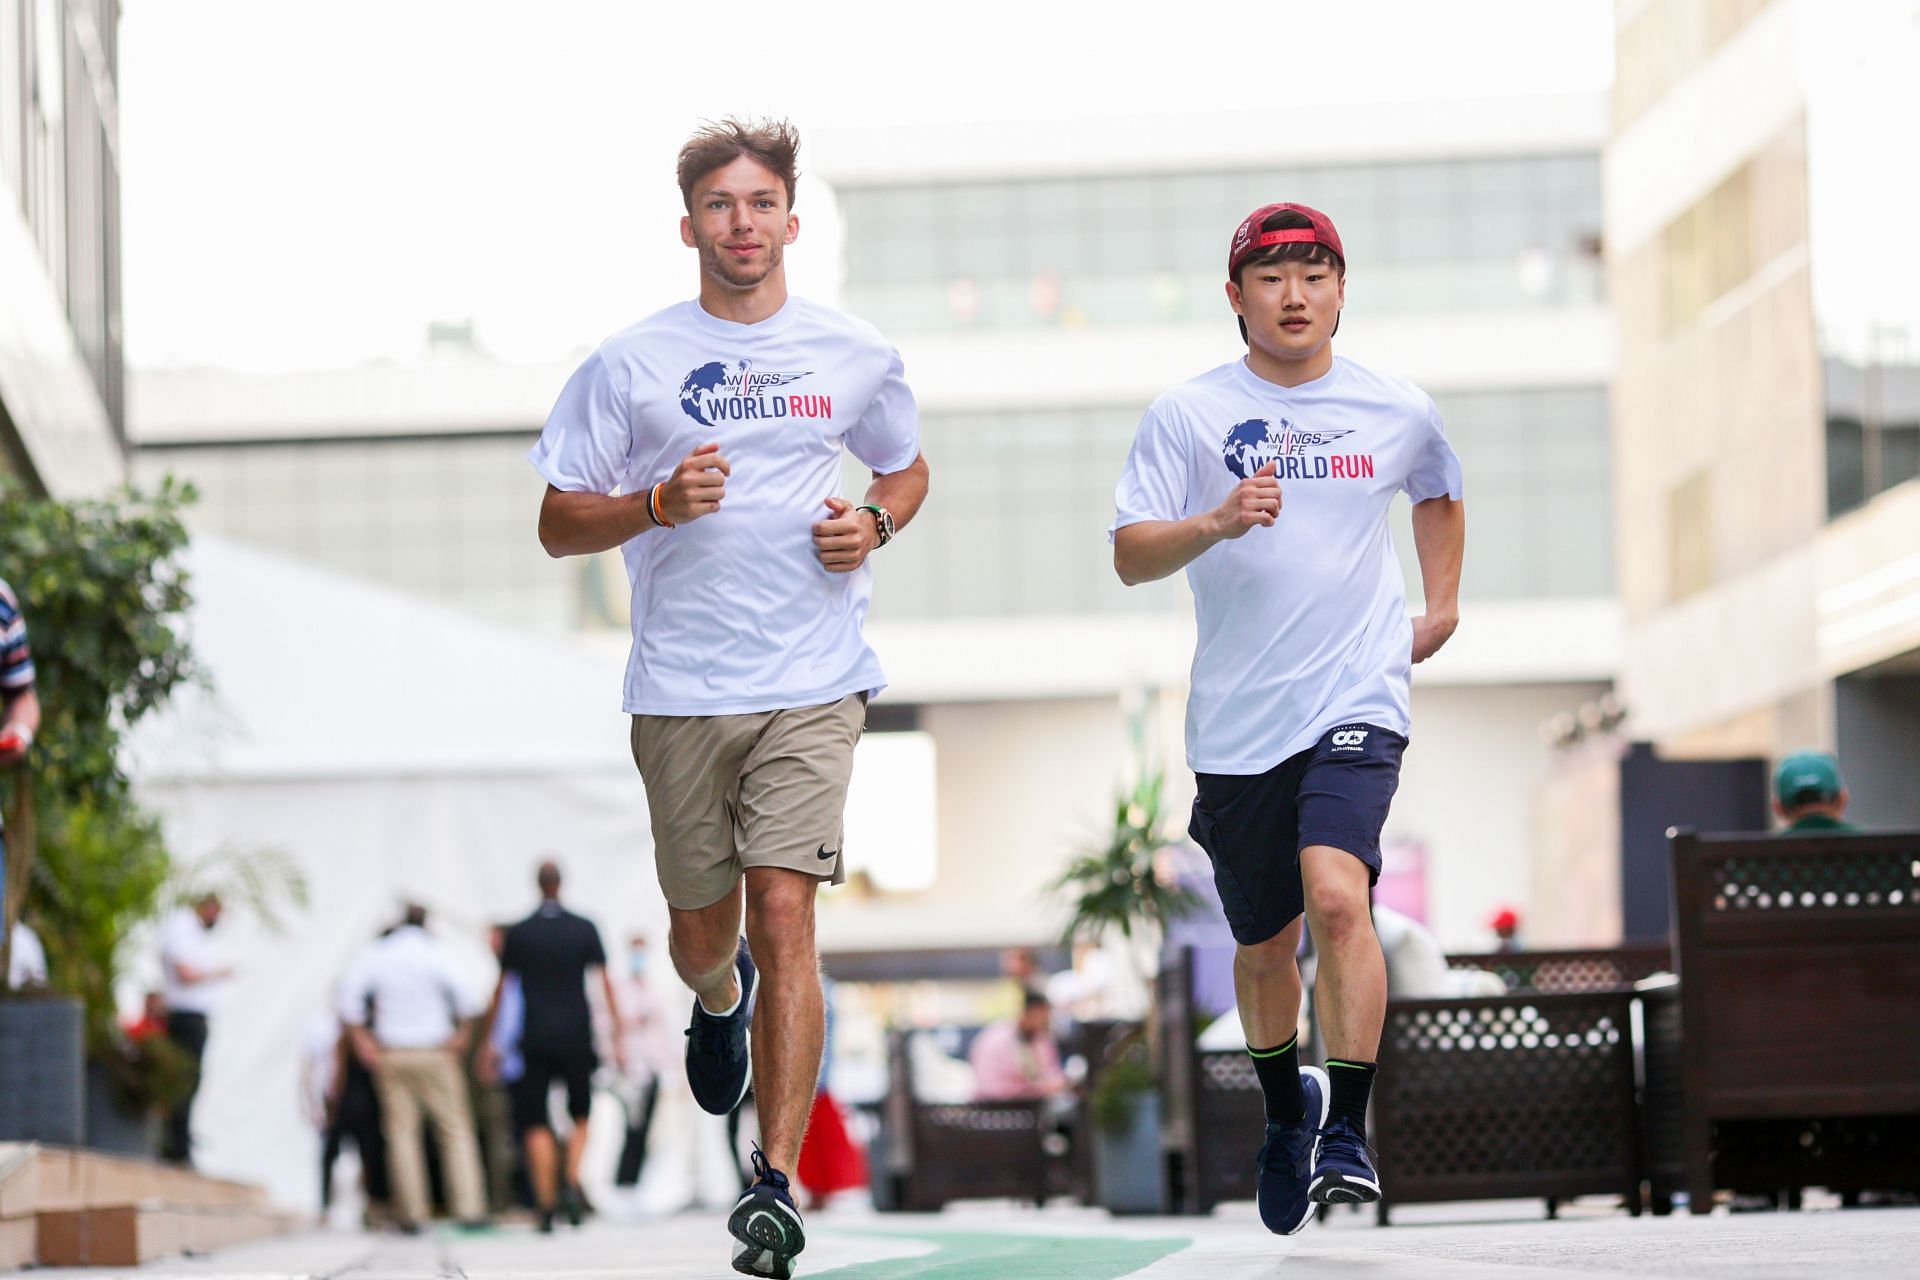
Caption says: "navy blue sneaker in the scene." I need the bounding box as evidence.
[729,1148,805,1279]
[686,937,757,1115]
[1310,1113,1381,1204]
[1257,1065,1328,1234]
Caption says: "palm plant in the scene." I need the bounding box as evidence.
[1052,707,1199,1130]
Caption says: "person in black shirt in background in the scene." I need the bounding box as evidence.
[483,861,624,1232]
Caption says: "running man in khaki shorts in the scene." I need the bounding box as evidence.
[527,118,929,1279]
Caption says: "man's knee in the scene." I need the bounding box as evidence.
[1301,866,1372,941]
[670,881,744,965]
[744,871,818,970]
[1237,923,1301,978]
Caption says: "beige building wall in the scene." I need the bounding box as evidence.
[1610,0,1920,785]
[1608,0,1829,756]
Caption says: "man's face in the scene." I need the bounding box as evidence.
[680,155,798,291]
[1228,256,1345,366]
[1019,1004,1051,1038]
[196,898,222,928]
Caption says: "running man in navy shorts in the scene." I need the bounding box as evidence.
[1111,204,1465,1231]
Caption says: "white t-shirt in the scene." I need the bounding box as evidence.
[337,925,484,1049]
[529,296,920,716]
[7,921,46,989]
[160,907,229,1014]
[1112,355,1462,775]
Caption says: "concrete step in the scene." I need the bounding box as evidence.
[0,1142,292,1268]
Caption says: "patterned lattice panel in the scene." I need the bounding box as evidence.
[1198,1051,1259,1096]
[1381,998,1634,1181]
[920,1105,1042,1135]
[1447,948,1671,994]
[1708,850,1920,913]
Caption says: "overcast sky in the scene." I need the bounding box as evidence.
[118,0,1614,373]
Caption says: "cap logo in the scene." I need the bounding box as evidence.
[1255,229,1320,249]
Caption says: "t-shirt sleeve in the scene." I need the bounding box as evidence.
[1109,401,1192,540]
[0,582,34,693]
[527,350,632,495]
[499,925,524,977]
[584,922,607,970]
[1403,398,1464,502]
[843,346,921,475]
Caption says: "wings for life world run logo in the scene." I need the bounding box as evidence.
[678,360,830,427]
[1222,417,1374,481]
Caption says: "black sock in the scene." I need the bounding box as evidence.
[1248,1036,1303,1124]
[1326,1059,1376,1131]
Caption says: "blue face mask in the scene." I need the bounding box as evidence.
[629,950,648,976]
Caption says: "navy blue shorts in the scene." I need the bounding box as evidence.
[1188,722,1407,947]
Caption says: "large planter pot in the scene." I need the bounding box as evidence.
[0,996,85,1144]
[1093,1088,1166,1214]
[84,1060,161,1156]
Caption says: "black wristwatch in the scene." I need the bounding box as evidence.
[857,504,895,548]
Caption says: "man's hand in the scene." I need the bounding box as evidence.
[812,497,878,573]
[476,1043,500,1085]
[349,1028,381,1072]
[1208,461,1282,539]
[1411,610,1458,663]
[656,442,730,524]
[0,727,29,767]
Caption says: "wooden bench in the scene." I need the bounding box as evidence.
[873,1028,1050,1212]
[1373,985,1643,1223]
[1665,829,1920,1212]
[1160,944,1669,1221]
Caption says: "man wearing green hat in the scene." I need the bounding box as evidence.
[1771,750,1856,833]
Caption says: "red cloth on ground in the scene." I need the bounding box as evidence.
[795,1090,866,1198]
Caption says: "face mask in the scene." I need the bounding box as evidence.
[629,951,648,976]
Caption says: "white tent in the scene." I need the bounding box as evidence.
[126,538,666,1208]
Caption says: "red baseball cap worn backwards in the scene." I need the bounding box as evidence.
[1228,202,1345,279]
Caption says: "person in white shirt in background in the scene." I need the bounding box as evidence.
[607,933,674,1209]
[159,892,232,1165]
[339,905,489,1232]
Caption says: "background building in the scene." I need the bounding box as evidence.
[0,0,125,494]
[1606,0,1920,823]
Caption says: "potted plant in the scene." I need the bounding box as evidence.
[0,481,201,1150]
[1053,706,1198,1214]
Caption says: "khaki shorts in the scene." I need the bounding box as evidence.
[630,693,866,911]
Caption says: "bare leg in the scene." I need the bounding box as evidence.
[525,1125,558,1210]
[564,1119,590,1188]
[742,866,823,1174]
[1300,846,1385,1061]
[1234,916,1306,1049]
[670,880,746,1013]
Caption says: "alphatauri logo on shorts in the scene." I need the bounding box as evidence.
[1222,417,1371,481]
[1330,727,1370,753]
[678,360,830,427]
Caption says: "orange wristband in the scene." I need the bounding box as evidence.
[649,482,675,529]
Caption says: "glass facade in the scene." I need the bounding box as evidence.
[0,0,123,433]
[1826,355,1920,519]
[130,435,606,631]
[839,155,1602,335]
[136,382,1609,631]
[853,385,1611,622]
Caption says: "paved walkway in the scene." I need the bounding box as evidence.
[32,1200,1920,1278]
